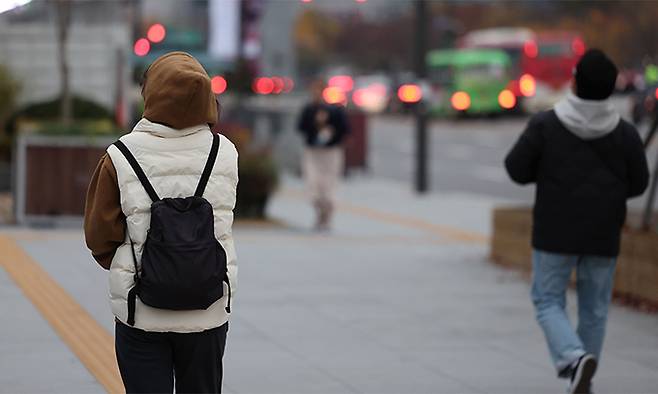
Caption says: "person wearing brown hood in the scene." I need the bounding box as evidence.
[84,52,238,393]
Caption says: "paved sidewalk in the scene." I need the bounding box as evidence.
[0,266,103,393]
[1,175,658,393]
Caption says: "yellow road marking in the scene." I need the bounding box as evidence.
[0,235,123,393]
[281,189,489,244]
[235,232,454,245]
[338,201,489,244]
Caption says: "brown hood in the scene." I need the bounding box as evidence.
[142,51,217,130]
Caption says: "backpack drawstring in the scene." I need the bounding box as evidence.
[127,239,140,326]
[225,276,232,314]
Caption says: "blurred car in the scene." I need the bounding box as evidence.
[350,74,392,114]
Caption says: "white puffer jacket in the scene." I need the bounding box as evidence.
[106,119,238,332]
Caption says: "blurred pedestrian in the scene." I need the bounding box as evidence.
[505,49,649,394]
[297,79,350,230]
[84,52,238,394]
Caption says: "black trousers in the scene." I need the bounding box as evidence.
[115,320,228,394]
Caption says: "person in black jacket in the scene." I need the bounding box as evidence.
[297,79,350,230]
[505,49,649,394]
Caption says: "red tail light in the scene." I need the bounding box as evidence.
[519,74,536,97]
[398,84,422,103]
[133,38,150,57]
[211,76,227,95]
[572,38,586,56]
[451,91,471,111]
[271,77,284,94]
[498,89,516,109]
[322,86,346,105]
[282,77,294,93]
[524,40,538,58]
[328,75,354,92]
[252,77,274,95]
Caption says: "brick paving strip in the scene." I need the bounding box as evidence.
[0,235,123,393]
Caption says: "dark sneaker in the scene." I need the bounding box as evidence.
[569,354,597,394]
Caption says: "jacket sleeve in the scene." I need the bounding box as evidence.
[504,116,544,185]
[625,127,650,198]
[83,153,126,270]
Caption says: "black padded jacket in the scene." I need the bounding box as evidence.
[505,110,649,257]
[297,103,350,147]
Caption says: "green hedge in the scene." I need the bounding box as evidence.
[6,96,116,134]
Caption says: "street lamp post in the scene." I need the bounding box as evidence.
[414,0,429,193]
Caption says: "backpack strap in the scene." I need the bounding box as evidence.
[126,238,140,326]
[194,134,221,198]
[112,140,154,326]
[113,140,160,202]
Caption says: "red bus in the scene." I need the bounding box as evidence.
[459,28,585,112]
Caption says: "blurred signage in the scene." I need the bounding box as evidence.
[208,0,240,61]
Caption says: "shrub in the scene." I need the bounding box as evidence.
[235,150,279,218]
[0,65,19,126]
[218,122,279,219]
[0,65,20,161]
[6,95,116,134]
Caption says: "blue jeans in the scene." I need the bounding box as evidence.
[531,249,617,376]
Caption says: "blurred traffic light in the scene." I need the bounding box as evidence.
[211,76,227,95]
[133,38,150,57]
[147,23,166,43]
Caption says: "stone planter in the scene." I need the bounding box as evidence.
[490,206,658,307]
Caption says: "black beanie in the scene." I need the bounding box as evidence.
[575,49,618,100]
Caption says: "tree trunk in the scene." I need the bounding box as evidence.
[55,0,72,126]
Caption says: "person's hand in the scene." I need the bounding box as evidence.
[317,126,335,145]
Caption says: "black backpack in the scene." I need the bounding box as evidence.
[113,133,231,327]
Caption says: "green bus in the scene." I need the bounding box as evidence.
[426,48,515,116]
